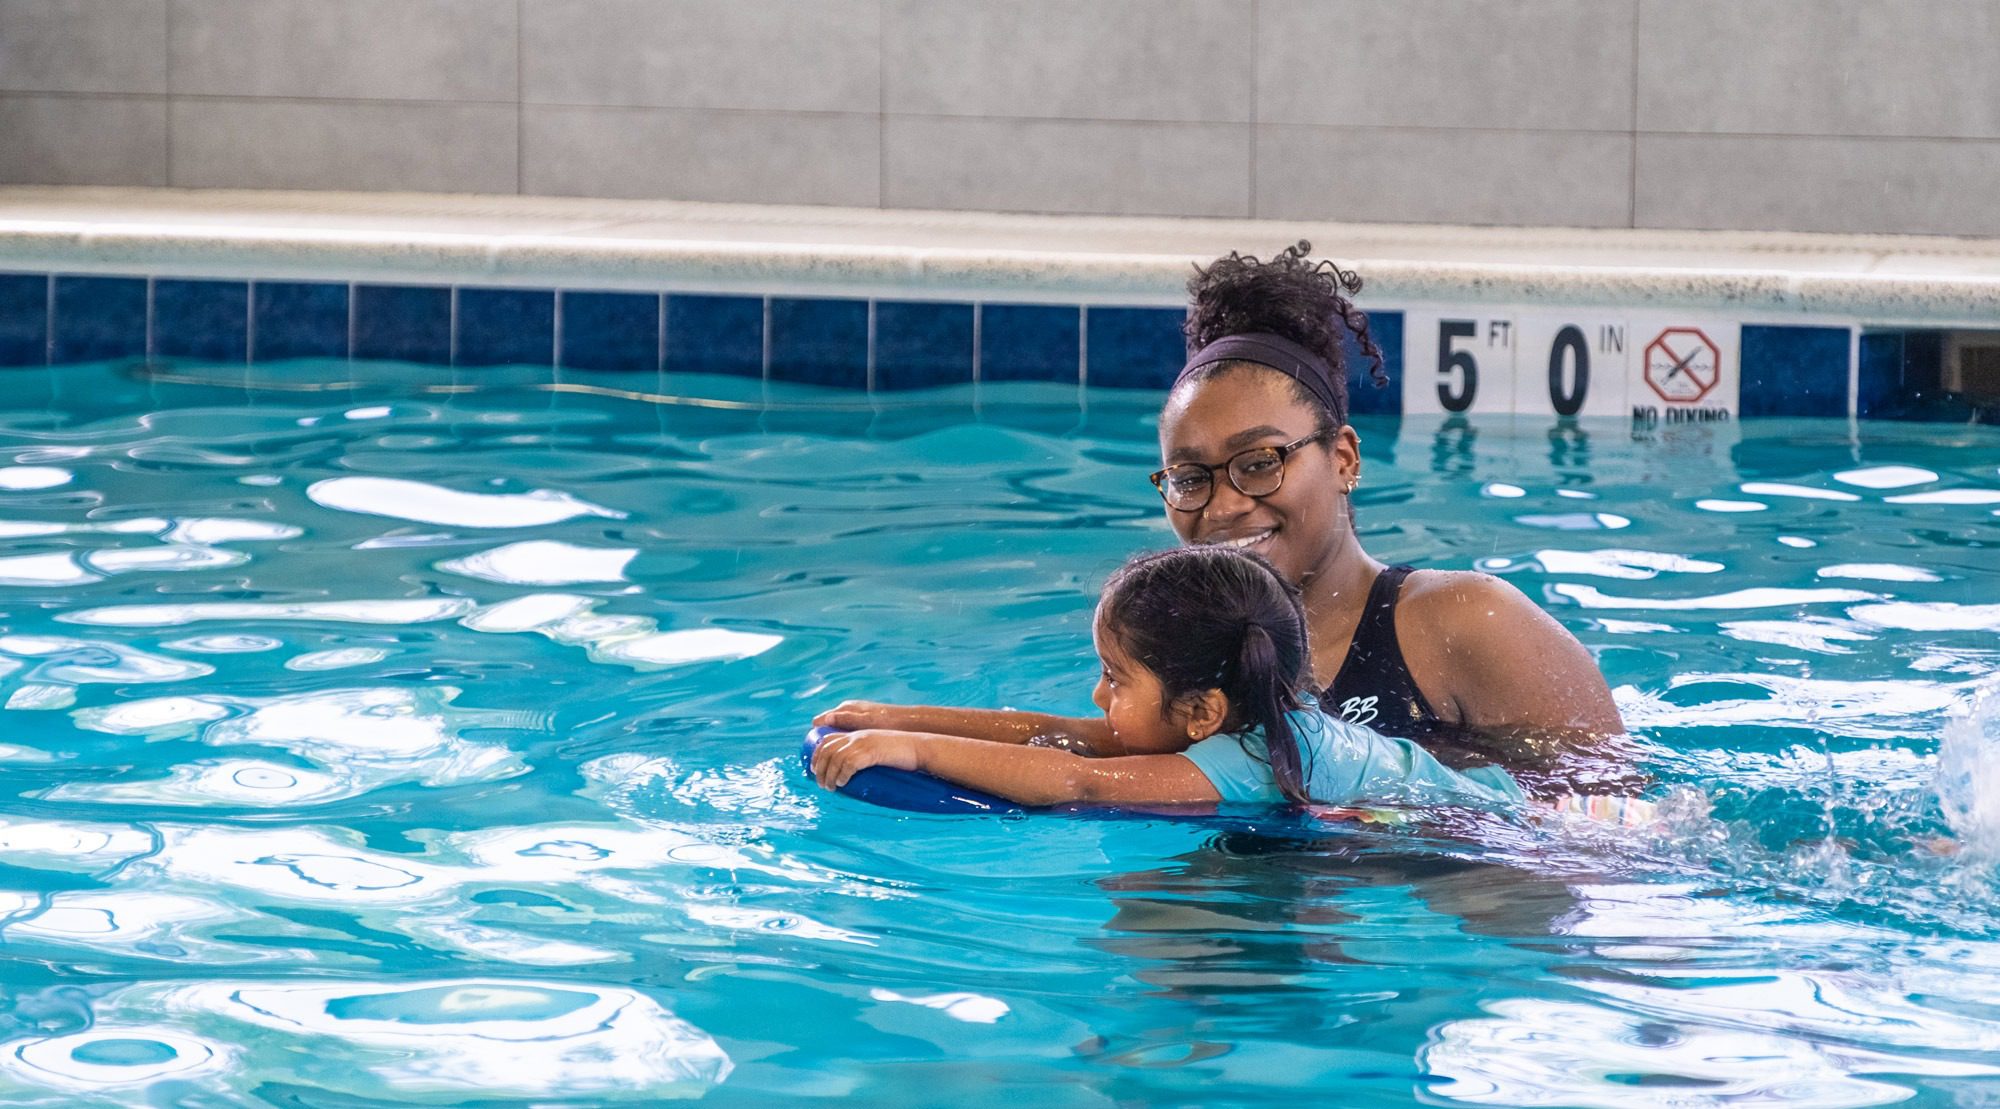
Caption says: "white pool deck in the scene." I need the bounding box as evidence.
[5,186,2000,326]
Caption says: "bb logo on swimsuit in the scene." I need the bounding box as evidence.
[1339,695,1379,726]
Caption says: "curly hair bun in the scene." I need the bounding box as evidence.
[1182,241,1389,402]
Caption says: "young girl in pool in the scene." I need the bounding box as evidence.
[810,544,1524,812]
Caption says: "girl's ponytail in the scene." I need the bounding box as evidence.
[1237,622,1307,804]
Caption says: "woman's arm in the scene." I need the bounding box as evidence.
[1408,571,1625,743]
[809,729,1220,808]
[811,702,1113,754]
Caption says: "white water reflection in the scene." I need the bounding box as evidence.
[0,890,238,951]
[62,598,475,627]
[59,687,526,807]
[439,540,637,585]
[1850,602,2000,633]
[1535,549,1724,580]
[1622,674,1971,738]
[1424,995,1992,1107]
[0,817,153,871]
[0,636,213,685]
[163,634,284,653]
[1517,512,1631,530]
[1741,481,1860,501]
[0,552,98,586]
[50,979,733,1100]
[869,988,1010,1024]
[1818,563,1942,583]
[1694,498,1767,512]
[462,593,781,671]
[1834,465,1938,489]
[308,476,625,528]
[0,1027,230,1094]
[285,647,391,670]
[1885,489,2000,505]
[85,543,248,574]
[1939,679,2000,861]
[0,466,71,490]
[1719,617,1875,654]
[1552,584,1882,611]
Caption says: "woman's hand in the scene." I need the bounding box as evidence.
[811,729,922,790]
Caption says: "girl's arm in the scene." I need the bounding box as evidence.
[811,702,1114,754]
[810,729,1220,808]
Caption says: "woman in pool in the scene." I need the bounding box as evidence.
[811,545,1522,811]
[819,242,1624,777]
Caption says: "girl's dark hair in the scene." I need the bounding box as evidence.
[1181,240,1389,431]
[1100,545,1314,804]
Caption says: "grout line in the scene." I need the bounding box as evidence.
[1847,324,1861,421]
[1077,305,1088,389]
[865,298,877,392]
[658,291,668,375]
[345,281,356,362]
[43,275,54,364]
[761,296,773,379]
[1629,0,1641,229]
[551,289,564,375]
[449,285,460,367]
[144,276,157,359]
[244,281,256,363]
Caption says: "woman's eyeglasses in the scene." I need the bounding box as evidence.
[1149,431,1326,512]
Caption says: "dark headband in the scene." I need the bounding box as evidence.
[1175,332,1343,424]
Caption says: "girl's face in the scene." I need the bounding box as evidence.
[1090,604,1199,756]
[1157,369,1359,587]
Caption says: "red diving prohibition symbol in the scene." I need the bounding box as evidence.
[1643,328,1721,403]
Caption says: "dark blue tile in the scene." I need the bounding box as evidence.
[1085,306,1184,390]
[153,279,248,362]
[1857,330,1967,421]
[456,287,554,367]
[1740,325,1849,418]
[768,297,866,387]
[666,294,762,377]
[353,284,451,364]
[52,276,146,363]
[561,290,659,372]
[1346,309,1402,417]
[980,304,1080,384]
[874,300,973,390]
[0,273,49,367]
[253,282,349,362]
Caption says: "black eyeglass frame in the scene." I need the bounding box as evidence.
[1148,430,1329,512]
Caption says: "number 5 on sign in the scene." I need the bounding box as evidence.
[1403,314,1515,416]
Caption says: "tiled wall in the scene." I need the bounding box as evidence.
[5,0,2000,235]
[0,269,1966,421]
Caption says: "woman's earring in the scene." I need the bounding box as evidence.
[1345,479,1357,495]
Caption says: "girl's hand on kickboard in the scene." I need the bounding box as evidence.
[811,729,921,789]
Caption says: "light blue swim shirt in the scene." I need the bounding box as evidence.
[1181,703,1525,809]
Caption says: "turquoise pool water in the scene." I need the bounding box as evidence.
[0,361,1997,1105]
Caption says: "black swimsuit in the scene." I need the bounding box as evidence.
[1321,565,1446,741]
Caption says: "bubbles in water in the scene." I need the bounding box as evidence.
[1939,678,2000,864]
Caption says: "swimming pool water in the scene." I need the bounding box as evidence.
[0,360,1997,1105]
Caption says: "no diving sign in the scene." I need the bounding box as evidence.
[1644,328,1720,403]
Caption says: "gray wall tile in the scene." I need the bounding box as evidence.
[883,0,1252,122]
[169,0,515,101]
[1259,0,1634,132]
[523,107,878,205]
[0,0,166,94]
[0,95,167,184]
[885,117,1249,217]
[1638,0,2000,139]
[1636,134,2000,237]
[171,100,517,192]
[523,0,876,112]
[1257,126,1632,226]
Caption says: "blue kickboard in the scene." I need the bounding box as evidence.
[801,726,1025,814]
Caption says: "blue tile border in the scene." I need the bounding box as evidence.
[768,297,867,388]
[560,290,659,373]
[1085,306,1183,390]
[667,294,762,378]
[253,281,349,363]
[980,304,1080,384]
[153,279,248,363]
[354,284,451,365]
[457,287,554,368]
[52,276,147,364]
[0,273,49,367]
[875,300,973,391]
[0,267,1980,420]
